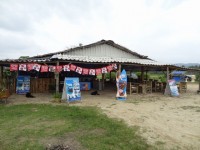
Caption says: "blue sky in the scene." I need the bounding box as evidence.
[0,0,199,63]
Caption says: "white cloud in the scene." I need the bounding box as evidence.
[0,0,199,63]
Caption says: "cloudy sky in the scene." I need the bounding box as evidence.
[0,0,199,63]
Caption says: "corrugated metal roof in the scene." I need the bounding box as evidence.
[51,54,167,66]
[29,39,148,59]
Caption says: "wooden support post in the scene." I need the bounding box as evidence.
[118,64,121,73]
[55,61,59,93]
[145,70,148,80]
[141,66,144,82]
[102,73,105,90]
[166,67,169,81]
[109,71,112,82]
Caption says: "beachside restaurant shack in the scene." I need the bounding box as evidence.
[0,40,200,95]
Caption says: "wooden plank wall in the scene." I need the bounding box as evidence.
[30,78,55,93]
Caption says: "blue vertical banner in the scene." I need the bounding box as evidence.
[62,77,81,102]
[116,69,127,100]
[16,76,30,94]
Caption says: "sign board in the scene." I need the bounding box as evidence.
[164,79,179,96]
[62,77,81,102]
[116,69,127,100]
[16,76,30,94]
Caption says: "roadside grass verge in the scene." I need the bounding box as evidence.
[0,104,150,150]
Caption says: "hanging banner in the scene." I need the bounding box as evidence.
[16,76,30,94]
[164,79,179,96]
[63,65,70,71]
[61,77,81,102]
[101,67,108,73]
[112,64,117,70]
[56,66,63,72]
[27,64,34,71]
[41,65,48,72]
[10,64,18,71]
[19,64,27,71]
[33,64,41,72]
[82,68,89,75]
[89,69,95,76]
[49,65,56,72]
[116,69,127,100]
[75,67,83,74]
[107,65,113,72]
[95,68,102,75]
[70,64,77,71]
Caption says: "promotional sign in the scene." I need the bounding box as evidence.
[116,69,127,100]
[164,79,179,96]
[62,77,81,102]
[16,76,30,94]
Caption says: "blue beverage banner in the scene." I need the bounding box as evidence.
[116,69,127,100]
[16,76,30,94]
[65,78,81,102]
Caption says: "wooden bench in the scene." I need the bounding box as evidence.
[0,89,10,103]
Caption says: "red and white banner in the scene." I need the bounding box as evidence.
[33,64,41,72]
[82,68,89,75]
[10,64,18,71]
[89,69,95,76]
[70,64,77,71]
[107,65,113,72]
[49,66,56,72]
[56,66,63,72]
[95,68,102,75]
[19,64,27,71]
[101,67,108,73]
[27,64,34,71]
[63,65,70,71]
[76,67,83,74]
[41,65,48,72]
[112,64,117,70]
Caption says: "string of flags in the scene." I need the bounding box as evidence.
[10,63,118,75]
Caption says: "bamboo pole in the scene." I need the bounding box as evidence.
[55,61,59,93]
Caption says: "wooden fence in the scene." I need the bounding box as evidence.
[30,78,55,93]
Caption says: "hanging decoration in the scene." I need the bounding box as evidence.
[10,64,18,71]
[95,68,102,75]
[89,69,96,76]
[63,65,70,71]
[41,65,49,72]
[56,66,63,72]
[82,68,89,75]
[19,64,27,71]
[9,63,117,75]
[33,64,41,72]
[70,64,77,71]
[49,65,56,72]
[75,67,83,74]
[101,67,108,73]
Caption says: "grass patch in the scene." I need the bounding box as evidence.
[0,104,150,150]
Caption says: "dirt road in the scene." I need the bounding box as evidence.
[7,83,200,149]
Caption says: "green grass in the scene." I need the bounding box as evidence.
[0,104,150,150]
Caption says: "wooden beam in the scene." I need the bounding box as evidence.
[118,64,121,73]
[102,73,105,90]
[141,66,144,82]
[55,61,59,93]
[166,67,169,81]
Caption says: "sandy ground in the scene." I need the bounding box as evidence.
[5,82,200,150]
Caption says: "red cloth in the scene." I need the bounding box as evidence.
[41,65,48,72]
[27,64,34,71]
[70,64,77,71]
[56,66,63,72]
[107,65,113,72]
[95,68,102,75]
[10,64,18,71]
[82,68,89,75]
[19,64,27,71]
